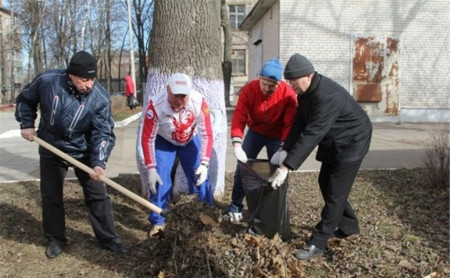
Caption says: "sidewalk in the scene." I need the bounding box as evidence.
[0,109,439,183]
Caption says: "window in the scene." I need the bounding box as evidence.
[231,50,246,76]
[229,5,245,28]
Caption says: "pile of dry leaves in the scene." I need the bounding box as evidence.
[0,169,448,277]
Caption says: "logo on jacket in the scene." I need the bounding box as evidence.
[172,109,195,143]
[146,110,154,119]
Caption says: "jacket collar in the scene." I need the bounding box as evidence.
[303,72,320,96]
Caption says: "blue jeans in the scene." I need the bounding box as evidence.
[228,129,281,213]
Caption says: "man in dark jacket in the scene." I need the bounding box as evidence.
[269,53,372,260]
[15,51,127,258]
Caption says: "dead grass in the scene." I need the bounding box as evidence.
[111,95,142,122]
[0,169,448,277]
[424,125,449,188]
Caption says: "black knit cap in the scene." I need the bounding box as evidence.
[284,53,315,80]
[67,51,97,78]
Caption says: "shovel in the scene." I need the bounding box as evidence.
[33,136,166,217]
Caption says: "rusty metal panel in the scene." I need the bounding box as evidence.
[354,36,384,83]
[355,83,382,102]
[353,35,399,116]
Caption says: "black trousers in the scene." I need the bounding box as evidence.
[39,148,121,245]
[308,159,363,249]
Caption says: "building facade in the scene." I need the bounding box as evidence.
[227,0,255,105]
[241,0,450,122]
[0,0,23,105]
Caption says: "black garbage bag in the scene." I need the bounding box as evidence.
[127,95,139,109]
[240,159,291,241]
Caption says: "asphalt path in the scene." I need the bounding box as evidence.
[0,109,440,183]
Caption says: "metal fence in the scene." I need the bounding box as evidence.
[0,80,146,106]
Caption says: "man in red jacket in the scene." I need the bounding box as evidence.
[223,58,297,223]
[124,73,139,109]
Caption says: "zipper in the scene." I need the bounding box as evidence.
[68,104,85,137]
[50,96,59,125]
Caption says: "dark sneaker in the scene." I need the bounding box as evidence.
[101,241,127,256]
[45,240,65,259]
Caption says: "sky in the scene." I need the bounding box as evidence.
[2,0,10,8]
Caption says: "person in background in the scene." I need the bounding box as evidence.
[222,58,298,223]
[269,53,372,260]
[15,51,127,258]
[124,73,139,109]
[140,73,214,236]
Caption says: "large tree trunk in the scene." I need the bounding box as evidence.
[221,0,232,107]
[137,0,227,199]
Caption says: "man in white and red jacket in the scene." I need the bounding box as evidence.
[223,58,298,223]
[140,73,214,236]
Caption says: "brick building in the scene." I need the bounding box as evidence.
[240,0,450,122]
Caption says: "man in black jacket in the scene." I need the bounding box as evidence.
[269,53,372,260]
[15,51,126,258]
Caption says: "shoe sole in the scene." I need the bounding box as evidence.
[296,250,324,260]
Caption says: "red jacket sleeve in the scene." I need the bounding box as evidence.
[196,99,214,164]
[141,100,158,168]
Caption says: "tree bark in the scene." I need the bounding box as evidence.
[221,0,232,107]
[137,0,227,199]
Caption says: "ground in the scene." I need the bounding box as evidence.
[110,95,143,121]
[0,168,448,278]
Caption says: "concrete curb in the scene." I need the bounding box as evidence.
[115,112,142,128]
[0,129,21,139]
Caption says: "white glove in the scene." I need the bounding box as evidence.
[268,167,288,190]
[270,150,288,166]
[195,164,208,186]
[233,146,248,163]
[146,168,163,196]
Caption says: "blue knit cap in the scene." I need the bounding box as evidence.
[259,58,283,81]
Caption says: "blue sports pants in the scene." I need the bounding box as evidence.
[148,134,213,225]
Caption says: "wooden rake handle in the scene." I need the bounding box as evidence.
[33,136,165,216]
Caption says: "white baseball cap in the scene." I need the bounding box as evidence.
[167,73,192,95]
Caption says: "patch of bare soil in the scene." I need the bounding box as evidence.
[110,95,142,122]
[0,169,448,277]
